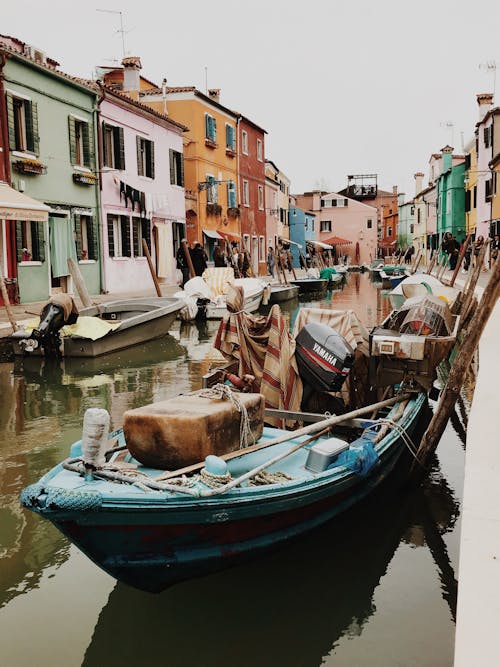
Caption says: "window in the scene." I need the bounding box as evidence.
[417,208,421,225]
[410,224,414,234]
[367,219,373,229]
[311,219,315,232]
[69,116,94,168]
[6,93,39,154]
[132,217,151,256]
[388,226,393,237]
[136,136,155,178]
[225,124,235,151]
[227,180,237,208]
[258,185,264,210]
[446,190,451,212]
[243,180,249,206]
[15,220,45,262]
[74,215,98,261]
[473,185,477,208]
[484,125,493,148]
[107,214,131,257]
[259,236,265,261]
[205,114,217,144]
[320,220,332,232]
[242,130,248,155]
[465,189,471,212]
[169,149,184,186]
[205,174,218,203]
[257,138,263,161]
[102,123,125,170]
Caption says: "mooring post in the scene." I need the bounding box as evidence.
[409,258,500,481]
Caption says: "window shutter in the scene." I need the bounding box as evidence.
[132,218,140,257]
[25,101,39,155]
[116,126,125,170]
[212,117,217,142]
[102,123,108,167]
[6,93,16,149]
[149,141,155,179]
[179,153,184,187]
[227,181,236,208]
[83,121,95,169]
[169,148,175,184]
[121,216,131,256]
[205,114,209,138]
[136,136,143,176]
[74,215,82,260]
[484,127,489,146]
[68,116,77,165]
[34,221,45,262]
[107,215,115,257]
[88,217,98,261]
[142,219,151,253]
[15,221,23,263]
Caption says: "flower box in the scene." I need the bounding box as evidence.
[205,138,218,149]
[206,203,222,216]
[13,158,46,175]
[73,172,98,186]
[227,207,240,218]
[225,147,236,157]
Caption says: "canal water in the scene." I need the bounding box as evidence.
[0,273,469,667]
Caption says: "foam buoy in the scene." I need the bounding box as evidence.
[82,408,110,471]
[204,455,228,476]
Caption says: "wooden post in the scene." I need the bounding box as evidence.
[276,250,289,284]
[67,257,93,308]
[0,255,18,332]
[459,240,489,325]
[448,234,471,287]
[410,257,500,481]
[286,249,297,280]
[142,239,162,297]
[426,252,437,275]
[411,251,423,275]
[182,238,196,279]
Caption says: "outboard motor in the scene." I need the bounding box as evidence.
[16,296,79,357]
[295,322,355,406]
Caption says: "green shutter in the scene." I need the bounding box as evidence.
[226,124,230,148]
[228,181,236,208]
[68,116,77,165]
[82,121,94,169]
[179,153,184,187]
[15,221,23,263]
[6,93,16,149]
[169,148,175,184]
[136,135,143,176]
[149,140,155,179]
[34,221,45,262]
[25,100,39,154]
[102,123,108,167]
[107,215,115,257]
[74,215,82,260]
[212,117,217,142]
[205,114,210,139]
[88,216,98,261]
[116,126,125,170]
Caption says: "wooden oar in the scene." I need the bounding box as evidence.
[155,393,411,482]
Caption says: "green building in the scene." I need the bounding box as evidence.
[436,147,466,247]
[1,39,100,303]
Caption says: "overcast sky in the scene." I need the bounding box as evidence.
[3,0,500,198]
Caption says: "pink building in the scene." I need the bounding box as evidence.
[295,191,378,265]
[98,84,187,294]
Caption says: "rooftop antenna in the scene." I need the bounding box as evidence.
[162,77,168,115]
[204,66,208,94]
[479,61,497,97]
[97,9,127,58]
[440,120,454,147]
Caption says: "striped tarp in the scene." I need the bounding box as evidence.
[202,267,235,299]
[214,285,303,427]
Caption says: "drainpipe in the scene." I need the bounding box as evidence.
[0,51,16,280]
[96,82,107,293]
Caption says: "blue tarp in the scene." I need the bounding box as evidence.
[330,432,379,476]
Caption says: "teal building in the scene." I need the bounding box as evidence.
[436,148,466,247]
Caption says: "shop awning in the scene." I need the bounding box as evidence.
[307,240,333,249]
[202,229,223,239]
[378,239,397,247]
[0,182,49,222]
[278,236,303,248]
[217,230,241,243]
[322,236,352,246]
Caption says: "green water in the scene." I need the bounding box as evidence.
[0,273,467,666]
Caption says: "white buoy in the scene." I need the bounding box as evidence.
[81,408,110,471]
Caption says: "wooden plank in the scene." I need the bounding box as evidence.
[142,239,162,297]
[67,257,93,308]
[0,254,18,332]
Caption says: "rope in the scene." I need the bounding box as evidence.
[248,470,292,486]
[364,418,424,467]
[193,383,256,449]
[200,467,232,488]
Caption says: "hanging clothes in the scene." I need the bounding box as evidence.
[155,223,169,278]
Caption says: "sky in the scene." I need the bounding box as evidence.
[3,0,500,198]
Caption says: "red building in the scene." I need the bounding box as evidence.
[238,115,267,275]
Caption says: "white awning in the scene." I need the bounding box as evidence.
[279,236,302,248]
[203,229,223,239]
[307,240,333,249]
[0,181,49,222]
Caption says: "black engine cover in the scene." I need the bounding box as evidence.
[295,322,355,392]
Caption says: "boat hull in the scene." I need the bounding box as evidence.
[21,394,427,592]
[268,285,299,303]
[205,291,263,319]
[289,278,329,295]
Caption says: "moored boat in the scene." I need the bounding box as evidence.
[289,277,329,295]
[268,284,299,303]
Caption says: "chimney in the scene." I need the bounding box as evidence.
[414,172,424,196]
[477,93,494,120]
[392,185,398,196]
[208,88,220,103]
[122,56,142,98]
[441,145,453,173]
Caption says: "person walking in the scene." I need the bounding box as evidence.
[441,232,459,270]
[213,243,226,267]
[176,240,190,287]
[472,235,485,270]
[190,242,208,276]
[267,246,275,277]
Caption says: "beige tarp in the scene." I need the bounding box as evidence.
[0,182,49,222]
[292,307,370,356]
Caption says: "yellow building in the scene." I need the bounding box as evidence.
[464,138,477,235]
[141,86,240,252]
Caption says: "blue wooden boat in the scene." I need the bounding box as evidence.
[20,391,427,592]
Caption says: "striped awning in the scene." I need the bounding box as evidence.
[217,230,241,243]
[0,182,49,222]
